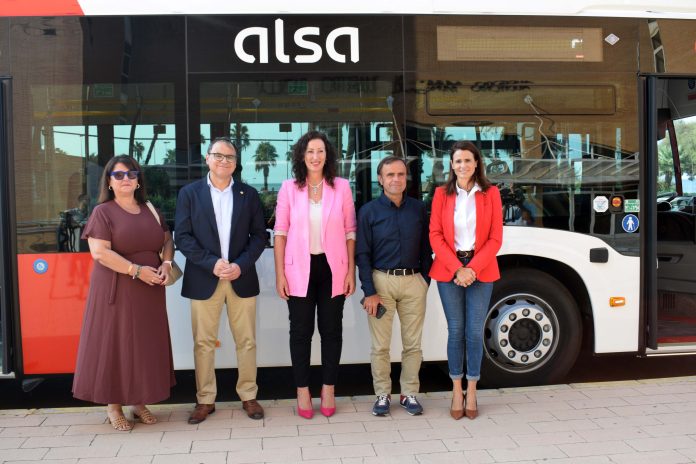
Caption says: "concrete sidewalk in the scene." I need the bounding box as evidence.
[1,376,696,464]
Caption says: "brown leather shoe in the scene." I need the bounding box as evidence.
[450,392,464,420]
[465,395,478,420]
[242,399,264,420]
[188,403,215,424]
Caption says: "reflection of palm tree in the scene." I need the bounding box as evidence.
[254,142,278,191]
[231,124,250,177]
[231,123,250,158]
[164,148,176,165]
[658,142,675,189]
[133,141,145,162]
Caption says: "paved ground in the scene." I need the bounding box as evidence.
[1,376,696,464]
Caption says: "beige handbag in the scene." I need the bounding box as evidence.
[145,201,183,286]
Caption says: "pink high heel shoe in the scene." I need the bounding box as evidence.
[296,394,313,419]
[320,386,336,417]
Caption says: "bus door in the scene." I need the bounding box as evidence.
[0,77,15,377]
[647,76,696,354]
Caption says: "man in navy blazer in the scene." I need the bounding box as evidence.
[175,137,266,423]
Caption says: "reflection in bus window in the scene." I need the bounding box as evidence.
[198,78,398,231]
[658,115,696,198]
[18,84,178,253]
[413,119,639,252]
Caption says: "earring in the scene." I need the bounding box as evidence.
[108,186,113,191]
[136,184,141,189]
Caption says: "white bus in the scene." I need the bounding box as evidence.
[1,1,695,390]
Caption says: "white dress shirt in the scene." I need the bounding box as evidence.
[454,182,480,252]
[274,187,357,249]
[207,174,234,261]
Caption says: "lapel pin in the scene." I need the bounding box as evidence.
[240,191,245,195]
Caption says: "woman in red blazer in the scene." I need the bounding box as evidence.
[429,141,503,420]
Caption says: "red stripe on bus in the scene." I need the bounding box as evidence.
[0,0,84,17]
[688,93,696,101]
[657,336,696,344]
[18,253,92,374]
[659,314,696,324]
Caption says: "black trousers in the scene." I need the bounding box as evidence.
[287,253,345,388]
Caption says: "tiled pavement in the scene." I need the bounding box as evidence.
[1,376,696,463]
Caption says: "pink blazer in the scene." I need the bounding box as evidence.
[274,177,357,298]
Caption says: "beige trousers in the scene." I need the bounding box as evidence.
[368,270,428,396]
[191,280,258,403]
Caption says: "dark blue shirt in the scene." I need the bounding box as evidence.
[356,193,432,296]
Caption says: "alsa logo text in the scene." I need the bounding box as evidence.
[234,19,359,64]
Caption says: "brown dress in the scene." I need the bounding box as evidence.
[72,200,175,405]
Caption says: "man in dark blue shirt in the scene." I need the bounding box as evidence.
[356,156,432,416]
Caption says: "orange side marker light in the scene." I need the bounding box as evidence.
[609,297,626,307]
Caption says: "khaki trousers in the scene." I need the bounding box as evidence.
[191,280,258,403]
[368,270,428,396]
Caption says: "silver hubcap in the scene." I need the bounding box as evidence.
[484,293,558,372]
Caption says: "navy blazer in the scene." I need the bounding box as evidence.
[174,178,266,300]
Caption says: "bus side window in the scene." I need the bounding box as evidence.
[657,210,695,242]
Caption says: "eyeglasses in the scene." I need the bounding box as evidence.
[209,152,237,163]
[110,170,139,180]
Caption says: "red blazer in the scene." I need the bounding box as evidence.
[429,185,503,283]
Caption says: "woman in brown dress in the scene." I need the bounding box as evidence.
[72,155,176,431]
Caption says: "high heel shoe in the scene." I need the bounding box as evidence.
[450,391,465,420]
[320,387,336,417]
[465,393,478,420]
[296,397,314,419]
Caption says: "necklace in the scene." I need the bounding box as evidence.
[308,179,323,196]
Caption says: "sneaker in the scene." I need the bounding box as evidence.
[399,395,423,415]
[372,394,391,416]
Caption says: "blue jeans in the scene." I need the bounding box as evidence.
[437,279,494,381]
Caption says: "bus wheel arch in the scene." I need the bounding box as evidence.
[482,258,591,387]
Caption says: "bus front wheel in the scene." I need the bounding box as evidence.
[482,268,582,387]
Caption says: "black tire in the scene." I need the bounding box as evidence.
[481,268,582,387]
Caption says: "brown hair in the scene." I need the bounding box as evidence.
[291,131,338,188]
[97,155,148,204]
[376,155,407,176]
[444,141,492,196]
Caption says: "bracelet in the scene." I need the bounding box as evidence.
[127,263,133,276]
[163,260,173,268]
[132,265,142,280]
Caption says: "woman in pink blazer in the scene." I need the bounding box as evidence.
[274,131,357,419]
[430,141,503,421]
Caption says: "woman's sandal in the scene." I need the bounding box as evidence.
[133,407,158,425]
[107,413,133,431]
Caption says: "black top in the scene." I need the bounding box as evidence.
[356,193,433,296]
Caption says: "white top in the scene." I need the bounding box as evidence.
[454,182,480,252]
[207,174,234,261]
[309,200,324,254]
[273,186,356,246]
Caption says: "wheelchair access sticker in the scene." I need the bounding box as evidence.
[33,258,48,274]
[622,214,639,233]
